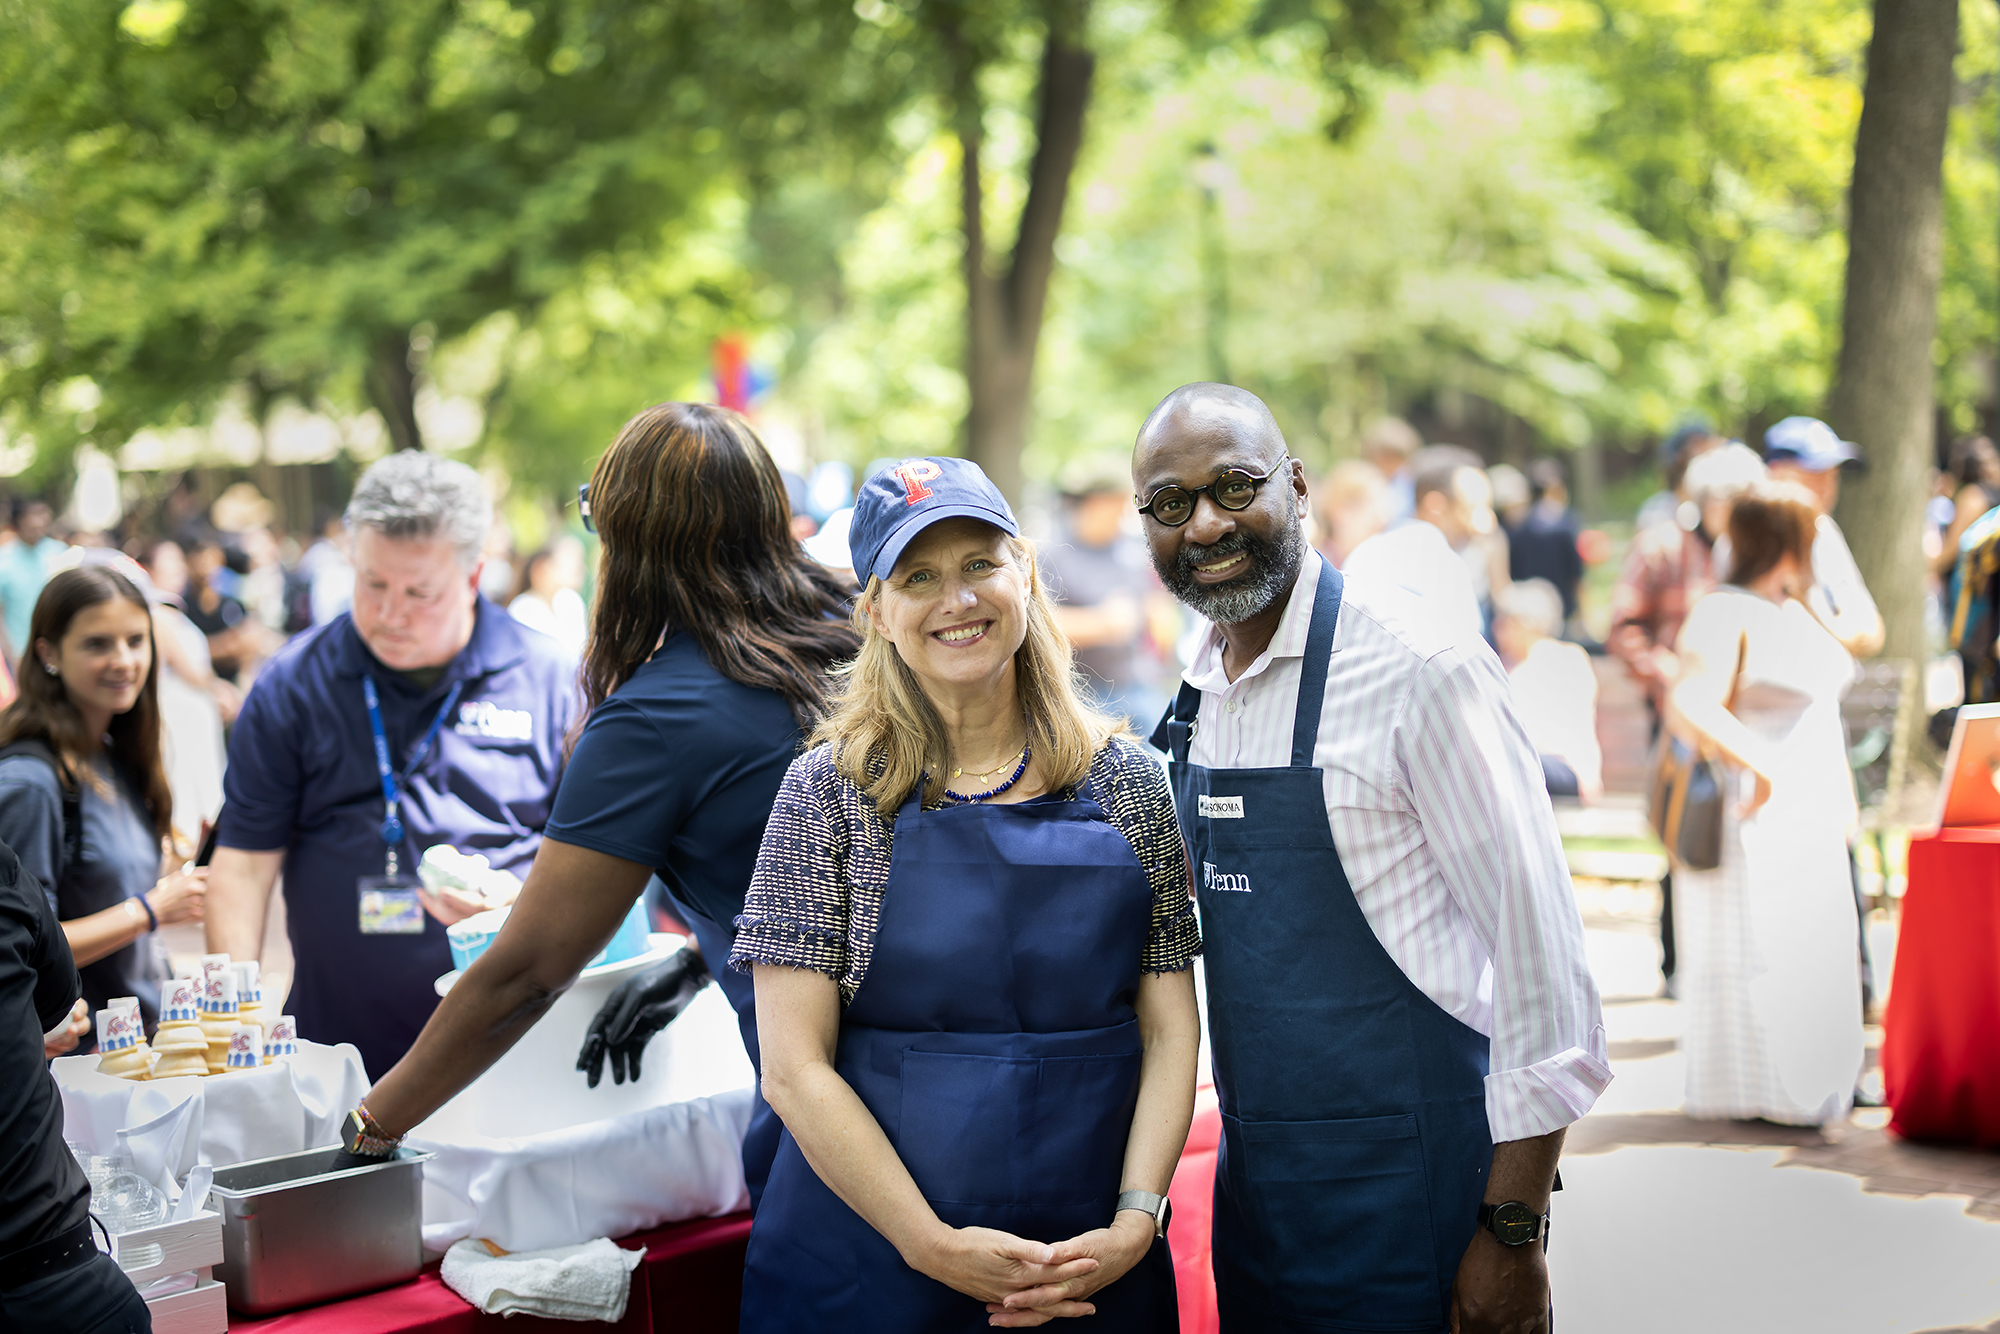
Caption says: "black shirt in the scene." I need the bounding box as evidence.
[1508,503,1585,620]
[0,836,89,1257]
[182,591,246,639]
[541,632,802,932]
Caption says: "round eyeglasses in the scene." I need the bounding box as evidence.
[1135,455,1290,527]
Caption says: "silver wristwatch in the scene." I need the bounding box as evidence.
[1115,1189,1172,1239]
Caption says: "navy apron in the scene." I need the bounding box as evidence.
[1153,561,1492,1333]
[740,779,1179,1333]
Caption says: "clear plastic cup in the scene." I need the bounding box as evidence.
[96,1170,166,1270]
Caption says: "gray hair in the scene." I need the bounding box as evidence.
[344,451,493,568]
[1683,442,1766,506]
[1494,577,1565,639]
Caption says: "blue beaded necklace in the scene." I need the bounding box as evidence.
[942,742,1033,805]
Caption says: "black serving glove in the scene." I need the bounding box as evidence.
[576,948,713,1088]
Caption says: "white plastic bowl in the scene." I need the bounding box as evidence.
[416,934,755,1140]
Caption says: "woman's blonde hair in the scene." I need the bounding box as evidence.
[811,531,1126,815]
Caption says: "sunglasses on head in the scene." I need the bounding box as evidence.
[1136,455,1290,528]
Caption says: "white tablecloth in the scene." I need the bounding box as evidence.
[409,1085,753,1254]
[53,1041,369,1200]
[55,1030,755,1257]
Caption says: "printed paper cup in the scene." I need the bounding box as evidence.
[159,978,200,1024]
[263,1015,298,1061]
[96,1007,140,1052]
[202,968,238,1013]
[446,905,512,973]
[224,1023,263,1070]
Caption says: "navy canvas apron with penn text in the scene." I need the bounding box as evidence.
[1154,561,1492,1332]
[739,778,1179,1332]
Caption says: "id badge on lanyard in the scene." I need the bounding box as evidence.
[357,675,464,936]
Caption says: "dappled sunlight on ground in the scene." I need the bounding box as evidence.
[1560,878,2000,1332]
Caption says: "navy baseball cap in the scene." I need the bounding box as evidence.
[847,456,1019,583]
[1659,416,1716,470]
[1764,416,1863,472]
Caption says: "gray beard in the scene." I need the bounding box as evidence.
[1158,519,1305,625]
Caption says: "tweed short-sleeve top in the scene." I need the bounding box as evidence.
[729,737,1200,1003]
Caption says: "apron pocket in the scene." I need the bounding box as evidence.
[1221,1112,1445,1329]
[897,1049,1141,1208]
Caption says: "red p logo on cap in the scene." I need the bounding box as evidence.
[892,461,942,505]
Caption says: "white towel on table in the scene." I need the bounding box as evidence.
[412,1085,753,1254]
[441,1237,644,1322]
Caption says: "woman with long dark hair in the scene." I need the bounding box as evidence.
[0,565,207,1036]
[342,403,862,1201]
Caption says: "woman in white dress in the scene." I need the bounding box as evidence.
[1670,481,1863,1126]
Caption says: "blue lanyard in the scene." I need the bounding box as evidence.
[362,674,465,876]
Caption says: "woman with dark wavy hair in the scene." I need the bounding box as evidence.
[0,564,208,1039]
[350,403,861,1202]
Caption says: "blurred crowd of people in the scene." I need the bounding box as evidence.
[0,404,1970,1141]
[1316,418,1604,800]
[0,422,1660,846]
[0,483,594,846]
[1608,418,1884,1127]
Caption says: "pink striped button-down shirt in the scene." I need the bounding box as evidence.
[1181,549,1611,1142]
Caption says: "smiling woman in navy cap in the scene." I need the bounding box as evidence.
[733,458,1201,1330]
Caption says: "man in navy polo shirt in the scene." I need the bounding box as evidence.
[205,453,577,1079]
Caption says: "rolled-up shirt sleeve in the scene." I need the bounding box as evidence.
[1399,645,1612,1142]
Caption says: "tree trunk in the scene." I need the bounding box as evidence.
[366,329,424,451]
[957,15,1094,504]
[1828,0,1957,663]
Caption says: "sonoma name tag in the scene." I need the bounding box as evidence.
[1198,795,1245,819]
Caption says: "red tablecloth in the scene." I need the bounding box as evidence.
[225,1096,1229,1334]
[1884,827,2000,1145]
[226,1214,749,1334]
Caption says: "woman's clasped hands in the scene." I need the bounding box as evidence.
[916,1213,1157,1327]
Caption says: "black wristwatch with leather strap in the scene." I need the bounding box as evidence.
[1477,1200,1549,1248]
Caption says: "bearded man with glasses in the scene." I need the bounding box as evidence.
[1133,383,1608,1334]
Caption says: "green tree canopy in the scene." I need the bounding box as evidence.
[0,0,894,481]
[1515,0,1998,441]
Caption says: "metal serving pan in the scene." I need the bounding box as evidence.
[207,1145,432,1315]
